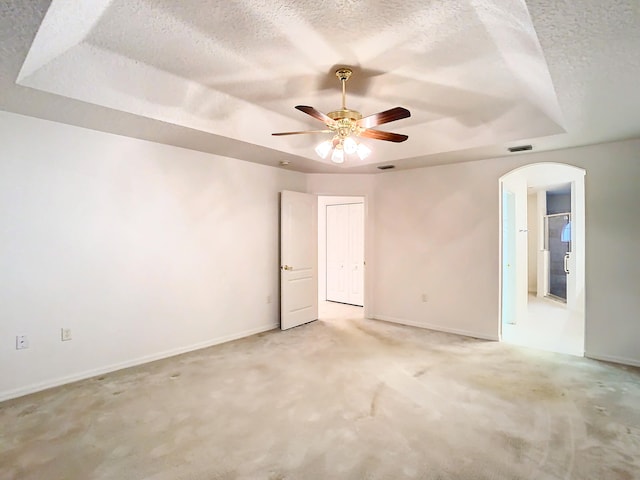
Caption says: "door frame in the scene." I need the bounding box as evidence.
[317,194,370,318]
[501,186,517,325]
[498,163,586,349]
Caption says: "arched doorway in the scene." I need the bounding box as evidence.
[499,163,585,355]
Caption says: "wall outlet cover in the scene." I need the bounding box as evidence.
[16,335,29,349]
[61,328,72,341]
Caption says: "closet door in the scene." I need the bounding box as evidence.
[326,204,349,303]
[326,203,364,306]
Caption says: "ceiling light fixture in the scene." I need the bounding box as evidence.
[343,136,357,154]
[314,69,373,163]
[315,140,332,159]
[356,142,371,160]
[273,68,410,165]
[331,146,345,164]
[318,136,371,163]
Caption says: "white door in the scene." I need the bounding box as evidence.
[326,204,349,303]
[326,203,364,306]
[280,191,318,330]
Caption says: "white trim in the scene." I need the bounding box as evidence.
[585,352,640,368]
[0,323,276,402]
[371,315,499,341]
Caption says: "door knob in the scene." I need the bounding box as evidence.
[281,265,293,271]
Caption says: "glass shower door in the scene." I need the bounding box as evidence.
[545,213,571,301]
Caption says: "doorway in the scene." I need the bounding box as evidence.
[318,196,365,315]
[499,164,585,356]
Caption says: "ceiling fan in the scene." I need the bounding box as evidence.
[272,68,411,163]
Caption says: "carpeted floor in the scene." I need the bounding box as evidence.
[1,303,639,479]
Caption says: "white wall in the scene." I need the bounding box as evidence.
[371,139,640,365]
[372,160,505,340]
[2,110,639,402]
[501,173,529,328]
[577,140,640,366]
[0,111,305,400]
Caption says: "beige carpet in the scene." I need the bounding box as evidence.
[1,303,639,479]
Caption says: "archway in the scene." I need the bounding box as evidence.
[499,163,585,355]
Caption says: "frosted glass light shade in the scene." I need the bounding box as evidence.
[331,148,345,164]
[357,142,371,160]
[315,140,332,159]
[343,137,357,154]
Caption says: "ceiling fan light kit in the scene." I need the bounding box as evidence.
[315,140,333,158]
[331,147,345,164]
[273,68,410,164]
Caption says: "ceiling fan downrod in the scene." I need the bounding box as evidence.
[336,68,352,110]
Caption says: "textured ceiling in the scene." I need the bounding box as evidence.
[1,0,639,173]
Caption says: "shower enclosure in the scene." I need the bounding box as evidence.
[544,213,571,301]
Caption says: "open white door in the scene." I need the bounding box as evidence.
[280,191,318,330]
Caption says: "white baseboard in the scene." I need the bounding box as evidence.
[0,323,277,403]
[371,315,499,341]
[585,352,640,368]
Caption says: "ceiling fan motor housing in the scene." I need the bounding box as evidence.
[328,109,362,138]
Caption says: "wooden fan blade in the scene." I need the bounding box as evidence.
[359,129,408,143]
[272,130,332,136]
[357,107,410,129]
[295,105,336,125]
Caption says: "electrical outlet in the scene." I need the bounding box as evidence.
[267,295,272,304]
[421,293,428,303]
[16,335,29,350]
[61,328,72,341]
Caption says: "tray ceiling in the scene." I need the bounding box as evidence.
[1,0,639,172]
